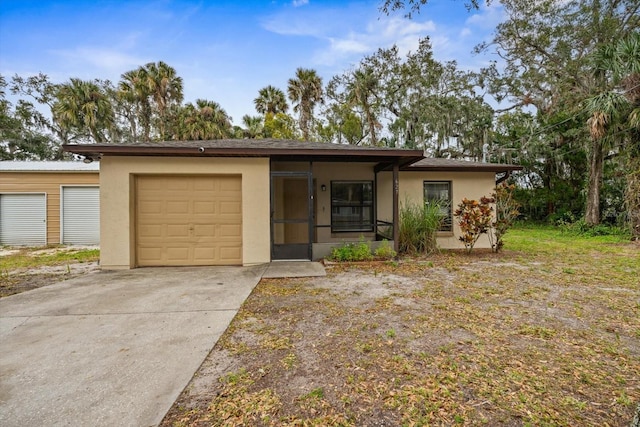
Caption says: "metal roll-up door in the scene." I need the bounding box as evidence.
[61,186,100,245]
[0,193,47,246]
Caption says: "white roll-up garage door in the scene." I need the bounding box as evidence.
[0,193,47,246]
[61,186,100,245]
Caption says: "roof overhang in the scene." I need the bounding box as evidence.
[62,139,425,169]
[62,139,522,174]
[403,158,523,174]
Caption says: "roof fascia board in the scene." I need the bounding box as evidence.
[404,165,523,172]
[62,144,424,160]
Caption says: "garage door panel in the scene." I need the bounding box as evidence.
[220,247,242,262]
[136,175,242,266]
[167,224,190,237]
[220,178,242,191]
[139,201,162,214]
[138,225,163,238]
[0,194,47,246]
[193,179,216,190]
[193,224,215,237]
[166,201,189,214]
[194,247,216,260]
[220,224,242,237]
[166,247,190,261]
[137,247,162,262]
[194,201,215,214]
[61,187,100,248]
[220,201,242,214]
[166,179,190,191]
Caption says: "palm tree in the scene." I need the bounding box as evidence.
[287,68,323,140]
[346,67,380,146]
[118,68,152,141]
[53,78,114,143]
[241,114,264,138]
[254,85,288,116]
[142,61,183,140]
[174,99,232,140]
[585,32,640,234]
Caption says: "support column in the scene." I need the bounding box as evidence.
[393,162,399,253]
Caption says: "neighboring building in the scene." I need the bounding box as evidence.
[63,140,521,269]
[0,161,100,246]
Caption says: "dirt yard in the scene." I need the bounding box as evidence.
[161,238,639,426]
[0,247,100,297]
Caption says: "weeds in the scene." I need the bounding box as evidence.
[373,240,396,260]
[558,217,631,238]
[0,247,99,270]
[328,239,372,262]
[398,198,443,255]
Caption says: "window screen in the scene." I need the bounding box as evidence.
[424,181,452,232]
[331,181,374,232]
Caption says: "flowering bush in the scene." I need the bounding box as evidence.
[454,197,494,254]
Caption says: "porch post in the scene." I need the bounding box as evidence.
[393,161,399,253]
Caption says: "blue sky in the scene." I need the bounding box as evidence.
[0,0,505,125]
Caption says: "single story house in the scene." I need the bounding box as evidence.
[63,139,521,269]
[0,161,100,246]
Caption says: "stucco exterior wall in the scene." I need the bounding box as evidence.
[99,156,270,269]
[378,171,497,249]
[0,171,99,245]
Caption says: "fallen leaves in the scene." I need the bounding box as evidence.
[162,229,639,426]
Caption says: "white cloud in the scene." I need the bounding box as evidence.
[377,17,436,39]
[261,13,325,37]
[327,36,371,56]
[292,0,309,6]
[465,2,505,30]
[309,15,438,66]
[50,47,148,74]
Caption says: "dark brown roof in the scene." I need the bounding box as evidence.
[62,139,521,172]
[63,139,425,168]
[405,157,523,173]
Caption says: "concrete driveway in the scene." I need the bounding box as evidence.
[0,265,268,427]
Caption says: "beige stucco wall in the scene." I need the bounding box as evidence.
[99,156,270,269]
[378,171,497,249]
[0,171,99,245]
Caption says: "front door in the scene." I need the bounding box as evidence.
[271,172,312,260]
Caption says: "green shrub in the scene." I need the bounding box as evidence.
[491,183,521,252]
[374,240,396,260]
[559,218,630,237]
[329,239,373,262]
[398,199,444,254]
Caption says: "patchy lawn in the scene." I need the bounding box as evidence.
[0,246,100,297]
[162,226,639,426]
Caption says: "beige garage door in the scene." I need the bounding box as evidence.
[136,175,242,266]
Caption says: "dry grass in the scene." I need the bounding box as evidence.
[0,246,100,297]
[163,226,639,426]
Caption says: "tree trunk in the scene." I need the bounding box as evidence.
[585,138,604,225]
[626,156,640,240]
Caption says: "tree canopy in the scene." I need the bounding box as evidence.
[2,1,639,235]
